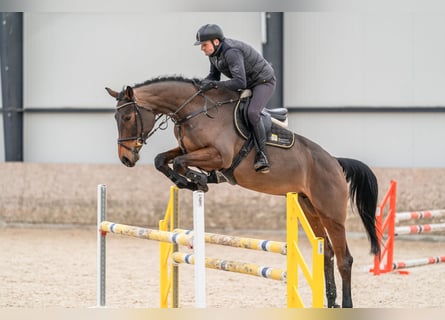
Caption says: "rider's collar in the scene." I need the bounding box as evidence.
[210,40,224,57]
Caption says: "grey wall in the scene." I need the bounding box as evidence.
[1,11,445,167]
[284,12,445,167]
[5,13,262,164]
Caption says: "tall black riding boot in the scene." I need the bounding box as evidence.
[252,120,270,173]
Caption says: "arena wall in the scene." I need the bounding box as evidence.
[1,163,444,231]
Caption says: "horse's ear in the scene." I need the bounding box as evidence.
[105,87,118,99]
[125,86,134,100]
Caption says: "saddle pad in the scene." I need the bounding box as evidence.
[233,102,295,149]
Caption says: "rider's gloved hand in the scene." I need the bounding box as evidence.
[199,79,217,92]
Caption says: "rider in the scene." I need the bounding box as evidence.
[194,24,276,173]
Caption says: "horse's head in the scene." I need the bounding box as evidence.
[106,86,157,167]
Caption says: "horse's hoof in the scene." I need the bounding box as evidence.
[178,183,199,191]
[327,301,341,308]
[186,171,207,184]
[172,177,189,189]
[198,184,209,192]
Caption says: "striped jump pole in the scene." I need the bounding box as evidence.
[394,223,445,236]
[172,252,286,281]
[391,256,445,270]
[100,221,194,246]
[99,223,288,254]
[100,223,288,254]
[174,229,287,255]
[395,210,445,223]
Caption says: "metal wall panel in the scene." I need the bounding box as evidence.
[1,12,445,166]
[289,112,445,168]
[19,12,262,163]
[284,12,445,167]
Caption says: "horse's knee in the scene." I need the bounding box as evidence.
[154,154,165,170]
[172,157,185,172]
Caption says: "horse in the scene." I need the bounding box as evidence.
[105,76,380,308]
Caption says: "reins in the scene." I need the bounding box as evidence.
[115,88,238,150]
[171,90,236,125]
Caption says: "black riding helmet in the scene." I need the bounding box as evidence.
[194,24,225,45]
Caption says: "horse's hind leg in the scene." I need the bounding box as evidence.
[324,220,353,308]
[299,196,339,308]
[322,237,340,308]
[309,209,353,307]
[309,197,354,307]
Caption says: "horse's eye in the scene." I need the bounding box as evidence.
[123,114,132,121]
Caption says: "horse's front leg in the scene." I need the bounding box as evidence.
[154,147,199,191]
[172,147,224,192]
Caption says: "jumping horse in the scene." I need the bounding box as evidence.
[106,76,380,308]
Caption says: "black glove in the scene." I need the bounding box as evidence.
[199,79,217,92]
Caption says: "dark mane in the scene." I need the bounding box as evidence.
[133,75,200,88]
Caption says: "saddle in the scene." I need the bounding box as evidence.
[234,90,294,148]
[217,90,294,185]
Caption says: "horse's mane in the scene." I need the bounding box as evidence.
[130,75,238,99]
[133,75,200,88]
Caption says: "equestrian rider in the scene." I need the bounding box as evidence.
[194,24,276,173]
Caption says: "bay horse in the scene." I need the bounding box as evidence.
[106,76,380,308]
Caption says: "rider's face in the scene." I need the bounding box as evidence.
[200,39,219,56]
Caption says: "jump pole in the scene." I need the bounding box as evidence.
[173,229,286,254]
[392,256,445,270]
[394,223,445,236]
[395,210,445,223]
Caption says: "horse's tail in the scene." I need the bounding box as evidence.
[336,157,381,255]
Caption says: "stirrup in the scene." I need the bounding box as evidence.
[254,152,270,173]
[255,164,270,173]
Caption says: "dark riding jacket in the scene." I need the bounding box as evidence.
[205,38,275,90]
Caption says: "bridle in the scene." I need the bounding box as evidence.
[115,100,167,152]
[115,88,237,151]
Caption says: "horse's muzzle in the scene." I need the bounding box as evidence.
[121,156,136,167]
[119,149,140,167]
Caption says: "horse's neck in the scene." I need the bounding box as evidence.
[135,84,238,118]
[133,93,161,114]
[134,85,195,115]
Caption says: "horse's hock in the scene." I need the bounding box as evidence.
[0,162,444,232]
